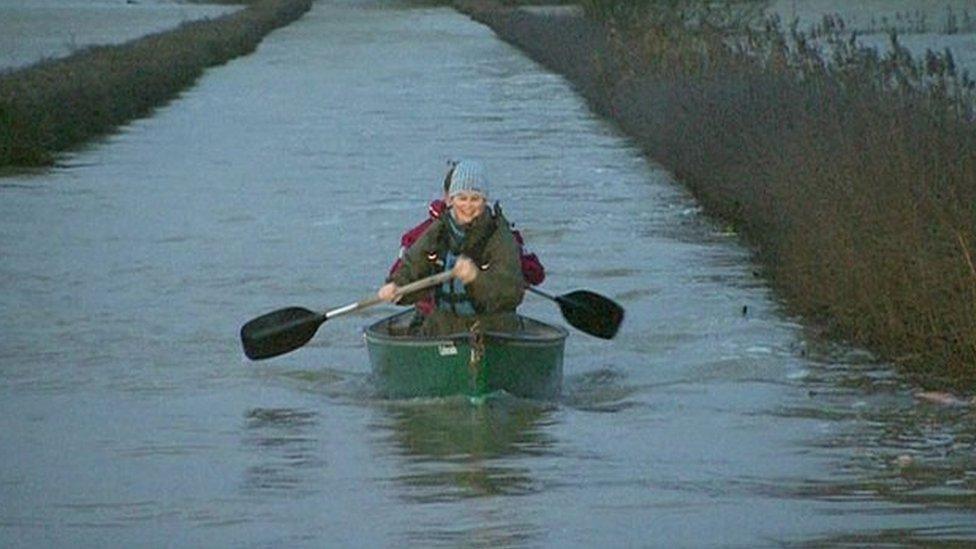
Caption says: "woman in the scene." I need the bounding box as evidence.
[387,161,546,317]
[378,160,524,336]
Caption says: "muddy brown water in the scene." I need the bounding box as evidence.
[0,1,973,546]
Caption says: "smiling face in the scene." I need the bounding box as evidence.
[448,191,486,225]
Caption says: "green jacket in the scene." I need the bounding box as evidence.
[390,207,524,317]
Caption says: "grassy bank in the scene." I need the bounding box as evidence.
[458,0,976,387]
[0,0,311,167]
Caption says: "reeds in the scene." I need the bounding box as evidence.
[866,6,976,35]
[0,0,311,167]
[461,0,976,386]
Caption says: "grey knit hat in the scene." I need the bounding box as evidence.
[447,160,489,199]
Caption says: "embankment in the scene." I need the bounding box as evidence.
[457,1,976,387]
[0,0,312,167]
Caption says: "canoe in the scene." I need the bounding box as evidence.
[364,310,568,399]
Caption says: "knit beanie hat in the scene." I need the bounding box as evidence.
[447,160,489,199]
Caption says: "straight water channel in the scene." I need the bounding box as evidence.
[1,1,974,546]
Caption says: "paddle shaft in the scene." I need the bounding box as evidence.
[526,286,557,302]
[325,270,455,320]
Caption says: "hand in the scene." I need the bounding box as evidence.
[378,282,399,302]
[452,256,478,284]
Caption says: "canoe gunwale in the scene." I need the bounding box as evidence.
[363,310,569,346]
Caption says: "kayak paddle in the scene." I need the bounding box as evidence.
[241,271,454,360]
[527,286,624,339]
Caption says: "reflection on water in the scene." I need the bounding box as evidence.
[770,341,976,538]
[241,407,324,497]
[378,396,554,503]
[374,396,555,548]
[792,525,976,548]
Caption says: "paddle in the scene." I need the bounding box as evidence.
[527,286,624,339]
[241,271,454,360]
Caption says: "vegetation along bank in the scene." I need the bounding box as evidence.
[457,0,976,388]
[0,0,312,167]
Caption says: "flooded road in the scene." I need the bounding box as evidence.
[1,0,974,546]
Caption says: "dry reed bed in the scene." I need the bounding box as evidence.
[459,1,976,387]
[0,0,311,167]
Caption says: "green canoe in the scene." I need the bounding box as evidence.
[364,310,568,399]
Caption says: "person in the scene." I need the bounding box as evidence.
[387,161,545,317]
[378,160,524,335]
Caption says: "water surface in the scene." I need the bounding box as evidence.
[0,1,973,546]
[0,0,238,70]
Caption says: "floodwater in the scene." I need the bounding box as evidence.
[767,0,976,73]
[0,0,238,71]
[769,0,976,31]
[1,1,974,546]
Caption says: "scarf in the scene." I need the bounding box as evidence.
[437,211,478,315]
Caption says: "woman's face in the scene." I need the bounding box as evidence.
[449,192,486,225]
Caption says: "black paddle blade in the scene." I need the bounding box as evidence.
[557,290,625,339]
[240,307,326,360]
